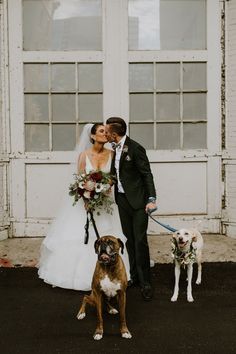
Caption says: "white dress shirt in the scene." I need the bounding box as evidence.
[114,135,126,193]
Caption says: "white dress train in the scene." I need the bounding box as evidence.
[38,152,130,291]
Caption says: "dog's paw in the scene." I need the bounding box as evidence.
[108,308,118,315]
[94,333,103,340]
[187,296,194,303]
[171,295,178,302]
[77,312,86,320]
[122,331,132,339]
[196,279,201,285]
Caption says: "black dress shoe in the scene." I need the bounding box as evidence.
[141,285,153,301]
[127,279,139,288]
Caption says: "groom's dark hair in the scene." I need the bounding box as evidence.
[106,117,127,136]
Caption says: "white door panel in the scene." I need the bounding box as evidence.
[152,162,207,215]
[26,164,71,218]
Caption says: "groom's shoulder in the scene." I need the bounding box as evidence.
[127,137,145,151]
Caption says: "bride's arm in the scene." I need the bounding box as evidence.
[77,151,86,173]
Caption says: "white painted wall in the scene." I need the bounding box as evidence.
[0,0,9,240]
[223,0,236,238]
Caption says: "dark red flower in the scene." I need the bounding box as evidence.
[90,190,95,199]
[77,187,84,197]
[90,172,103,182]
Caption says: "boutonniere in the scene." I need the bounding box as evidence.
[125,155,132,161]
[122,145,128,153]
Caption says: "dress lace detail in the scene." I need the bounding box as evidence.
[38,152,129,291]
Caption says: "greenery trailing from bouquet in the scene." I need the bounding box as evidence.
[69,171,115,214]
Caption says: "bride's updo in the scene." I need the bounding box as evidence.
[90,122,104,144]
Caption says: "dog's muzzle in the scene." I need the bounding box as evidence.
[98,253,117,265]
[98,242,117,265]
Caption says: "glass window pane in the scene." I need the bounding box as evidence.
[183,93,206,120]
[128,0,206,50]
[25,94,49,122]
[24,64,49,92]
[156,123,180,149]
[129,124,154,149]
[130,94,154,121]
[183,63,206,91]
[52,94,76,121]
[78,94,102,121]
[160,0,206,50]
[23,0,102,50]
[156,94,180,120]
[129,0,160,50]
[78,64,102,92]
[183,123,206,149]
[156,63,180,91]
[129,64,154,91]
[51,64,75,92]
[25,125,49,151]
[52,124,76,151]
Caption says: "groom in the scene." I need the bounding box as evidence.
[105,117,157,301]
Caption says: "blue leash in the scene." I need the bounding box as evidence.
[148,209,177,233]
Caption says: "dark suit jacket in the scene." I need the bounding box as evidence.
[111,136,156,209]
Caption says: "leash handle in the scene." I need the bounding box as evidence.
[84,211,100,244]
[89,211,100,240]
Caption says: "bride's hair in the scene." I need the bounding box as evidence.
[90,122,104,144]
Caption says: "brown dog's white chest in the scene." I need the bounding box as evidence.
[100,275,121,298]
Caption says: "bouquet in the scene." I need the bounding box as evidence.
[69,171,115,214]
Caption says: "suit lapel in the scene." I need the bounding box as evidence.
[119,137,130,170]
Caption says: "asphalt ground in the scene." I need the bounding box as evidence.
[0,263,236,354]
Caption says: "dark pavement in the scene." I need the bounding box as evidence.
[0,263,236,354]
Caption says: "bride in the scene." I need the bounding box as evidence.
[38,123,130,291]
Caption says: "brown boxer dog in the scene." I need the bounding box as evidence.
[77,235,132,340]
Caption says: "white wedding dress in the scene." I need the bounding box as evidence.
[38,152,130,291]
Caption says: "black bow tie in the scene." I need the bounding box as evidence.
[111,142,122,151]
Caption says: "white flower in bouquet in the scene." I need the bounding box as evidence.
[83,191,91,199]
[103,183,111,192]
[78,181,85,189]
[95,183,104,193]
[84,180,96,191]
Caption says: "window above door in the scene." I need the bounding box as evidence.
[128,0,206,50]
[23,0,102,51]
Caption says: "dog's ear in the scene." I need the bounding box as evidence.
[172,232,177,239]
[94,239,101,254]
[118,238,124,254]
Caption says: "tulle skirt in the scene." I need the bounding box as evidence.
[38,193,130,291]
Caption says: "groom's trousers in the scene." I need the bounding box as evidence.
[116,193,151,286]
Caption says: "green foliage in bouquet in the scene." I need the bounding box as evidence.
[69,171,115,214]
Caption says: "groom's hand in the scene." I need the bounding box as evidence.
[145,202,157,214]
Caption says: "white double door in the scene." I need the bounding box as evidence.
[8,0,222,236]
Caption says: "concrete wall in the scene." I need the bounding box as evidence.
[223,0,236,238]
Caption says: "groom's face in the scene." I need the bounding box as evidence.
[105,124,118,143]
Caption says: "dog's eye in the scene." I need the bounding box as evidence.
[184,232,189,236]
[176,232,180,235]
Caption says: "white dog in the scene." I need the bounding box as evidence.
[171,228,204,303]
